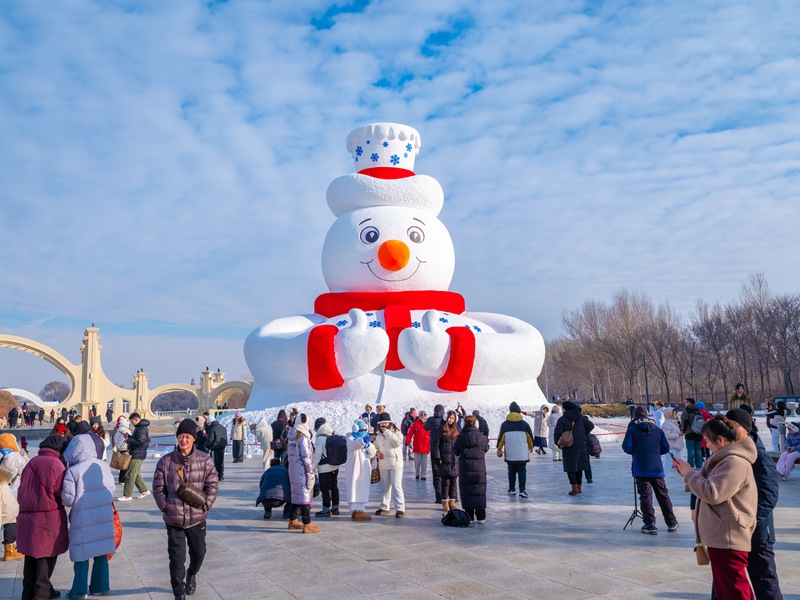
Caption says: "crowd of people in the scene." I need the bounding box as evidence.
[629,388,786,600]
[1,385,794,600]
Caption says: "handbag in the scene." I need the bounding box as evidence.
[270,438,283,451]
[370,457,381,484]
[107,502,123,561]
[558,422,575,448]
[110,450,132,471]
[694,543,710,566]
[174,453,207,509]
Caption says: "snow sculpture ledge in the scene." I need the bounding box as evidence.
[245,122,546,409]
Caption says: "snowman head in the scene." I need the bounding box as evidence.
[322,123,455,293]
[322,206,455,292]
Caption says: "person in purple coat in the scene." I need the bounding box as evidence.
[17,435,70,600]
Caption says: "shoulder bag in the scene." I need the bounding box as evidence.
[174,452,207,509]
[558,422,575,448]
[110,450,132,471]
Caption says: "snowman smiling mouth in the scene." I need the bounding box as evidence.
[361,257,426,282]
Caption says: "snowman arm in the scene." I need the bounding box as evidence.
[244,315,319,386]
[462,312,546,384]
[308,325,344,390]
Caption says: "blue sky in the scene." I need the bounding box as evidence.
[1,0,799,393]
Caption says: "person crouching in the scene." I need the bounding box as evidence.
[286,414,319,533]
[257,458,291,520]
[153,419,219,600]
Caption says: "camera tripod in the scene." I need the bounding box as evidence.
[623,478,644,530]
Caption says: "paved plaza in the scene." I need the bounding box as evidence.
[3,422,800,600]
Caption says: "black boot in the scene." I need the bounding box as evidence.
[175,596,186,600]
[185,574,197,596]
[282,505,291,519]
[263,507,272,520]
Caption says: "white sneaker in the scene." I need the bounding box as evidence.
[138,491,151,499]
[477,520,486,524]
[117,496,133,502]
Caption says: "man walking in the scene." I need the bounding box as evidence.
[153,419,218,600]
[622,406,678,535]
[496,402,534,498]
[119,412,151,501]
[204,418,228,481]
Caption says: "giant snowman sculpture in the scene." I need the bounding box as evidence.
[245,123,546,410]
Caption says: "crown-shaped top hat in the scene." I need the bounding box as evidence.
[327,122,444,217]
[346,123,421,174]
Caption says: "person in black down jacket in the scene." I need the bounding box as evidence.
[120,413,151,501]
[424,404,445,503]
[454,415,490,524]
[270,410,288,462]
[553,401,594,496]
[433,411,460,515]
[472,410,490,439]
[720,409,782,600]
[204,419,228,481]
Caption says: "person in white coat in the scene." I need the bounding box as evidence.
[660,407,684,476]
[251,419,273,472]
[345,419,376,521]
[62,434,117,598]
[546,406,562,462]
[373,413,405,518]
[532,406,550,455]
[0,433,27,561]
[113,417,132,485]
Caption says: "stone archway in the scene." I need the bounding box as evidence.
[209,381,253,410]
[147,384,200,416]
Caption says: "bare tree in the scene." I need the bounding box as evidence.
[39,381,71,403]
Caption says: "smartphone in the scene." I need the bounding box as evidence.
[669,451,676,461]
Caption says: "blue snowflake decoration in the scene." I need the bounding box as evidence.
[473,326,482,333]
[366,312,374,316]
[371,153,379,162]
[439,317,449,323]
[412,321,421,328]
[390,154,400,165]
[406,143,412,152]
[383,141,389,147]
[464,324,472,329]
[336,320,348,327]
[355,146,363,156]
[403,153,408,158]
[366,140,371,144]
[443,312,450,315]
[369,320,382,328]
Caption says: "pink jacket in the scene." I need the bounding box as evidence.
[16,448,69,558]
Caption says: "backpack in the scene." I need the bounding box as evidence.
[587,433,602,458]
[691,414,705,435]
[324,434,348,467]
[441,509,472,528]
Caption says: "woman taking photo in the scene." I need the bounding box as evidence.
[674,418,758,600]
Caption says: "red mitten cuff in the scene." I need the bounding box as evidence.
[437,327,476,392]
[307,325,344,390]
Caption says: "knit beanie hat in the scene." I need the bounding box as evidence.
[352,419,368,433]
[509,402,522,414]
[314,417,326,432]
[725,409,753,434]
[89,416,102,426]
[634,405,648,418]
[0,433,19,452]
[176,419,198,437]
[74,421,91,435]
[433,404,444,414]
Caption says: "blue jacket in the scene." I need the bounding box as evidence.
[622,417,669,478]
[751,434,780,544]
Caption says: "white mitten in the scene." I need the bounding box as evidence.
[334,309,390,379]
[397,309,451,378]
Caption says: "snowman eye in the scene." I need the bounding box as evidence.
[360,226,380,244]
[407,226,425,244]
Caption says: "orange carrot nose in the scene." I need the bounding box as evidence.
[377,240,410,271]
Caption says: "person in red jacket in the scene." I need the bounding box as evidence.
[17,435,69,600]
[405,410,431,480]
